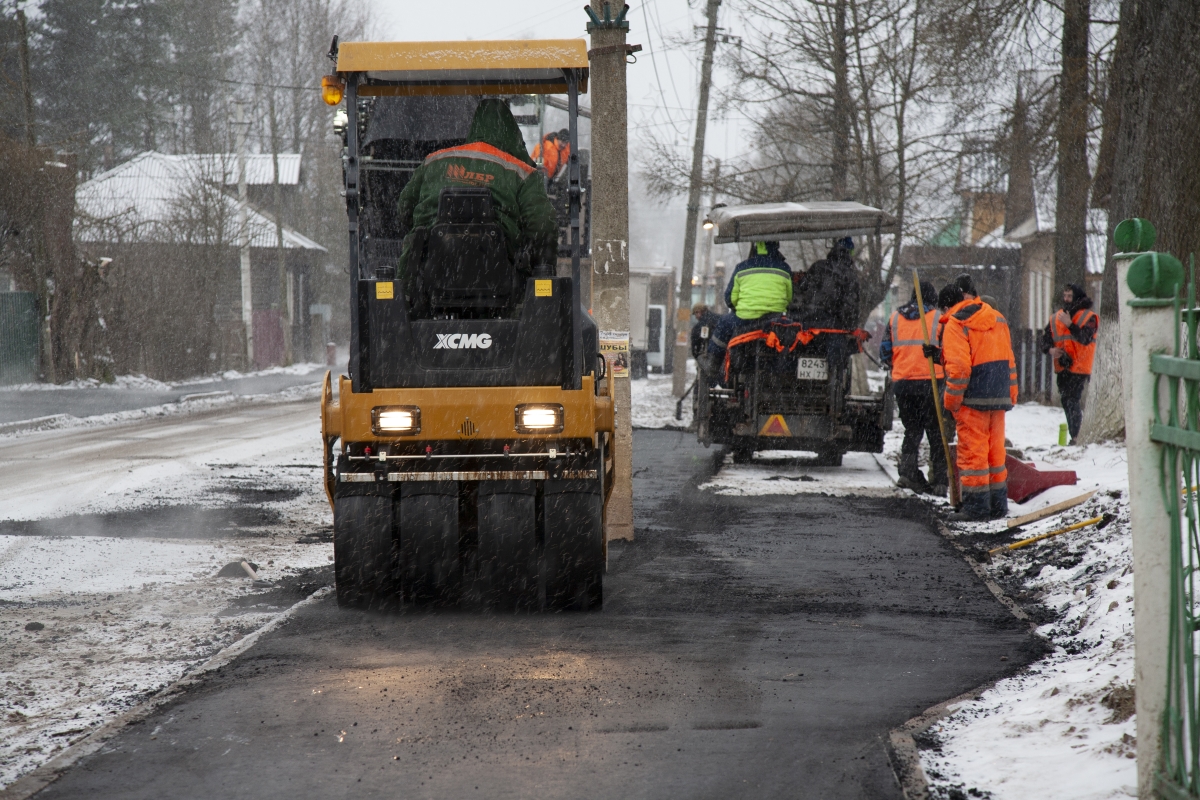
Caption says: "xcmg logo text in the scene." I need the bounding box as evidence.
[433,333,493,350]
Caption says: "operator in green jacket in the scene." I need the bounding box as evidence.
[723,241,793,320]
[705,241,794,368]
[396,98,558,278]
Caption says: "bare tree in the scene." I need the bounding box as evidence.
[640,0,1012,323]
[241,0,371,359]
[1079,0,1200,443]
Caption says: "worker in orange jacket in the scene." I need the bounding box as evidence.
[531,132,560,179]
[555,128,571,178]
[929,281,1018,521]
[1040,283,1098,443]
[880,280,947,495]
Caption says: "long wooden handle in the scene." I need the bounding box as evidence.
[912,271,960,506]
[989,516,1105,556]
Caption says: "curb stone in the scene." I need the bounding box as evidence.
[874,452,1042,799]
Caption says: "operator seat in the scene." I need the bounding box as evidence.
[407,187,523,318]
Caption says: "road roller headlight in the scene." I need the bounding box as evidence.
[515,404,564,434]
[372,406,421,435]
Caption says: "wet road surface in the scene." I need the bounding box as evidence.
[28,430,1038,799]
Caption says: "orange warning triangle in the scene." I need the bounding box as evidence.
[758,414,791,437]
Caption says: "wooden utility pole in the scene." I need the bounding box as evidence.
[831,0,850,199]
[1054,0,1090,292]
[672,0,721,398]
[587,1,635,541]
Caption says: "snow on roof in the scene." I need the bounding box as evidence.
[974,224,1020,249]
[1006,184,1057,242]
[709,201,899,243]
[75,152,324,251]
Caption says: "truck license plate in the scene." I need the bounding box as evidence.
[797,357,828,381]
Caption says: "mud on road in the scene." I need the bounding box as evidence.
[18,430,1039,799]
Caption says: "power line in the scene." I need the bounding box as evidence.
[639,0,685,136]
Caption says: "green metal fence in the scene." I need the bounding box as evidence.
[1149,266,1200,799]
[0,291,39,385]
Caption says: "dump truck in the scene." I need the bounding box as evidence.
[695,202,896,465]
[318,38,613,611]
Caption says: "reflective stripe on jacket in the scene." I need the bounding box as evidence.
[885,308,943,382]
[396,142,556,271]
[724,256,793,321]
[941,299,1018,413]
[1050,308,1098,375]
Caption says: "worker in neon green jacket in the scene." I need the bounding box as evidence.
[723,241,793,320]
[705,241,794,376]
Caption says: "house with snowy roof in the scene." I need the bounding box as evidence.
[74,152,327,372]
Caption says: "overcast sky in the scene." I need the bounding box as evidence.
[365,0,753,269]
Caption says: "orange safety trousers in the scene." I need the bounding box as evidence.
[955,406,1007,497]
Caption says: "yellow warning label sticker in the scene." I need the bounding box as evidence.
[375,281,394,300]
[534,279,553,297]
[758,414,792,437]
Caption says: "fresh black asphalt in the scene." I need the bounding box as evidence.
[30,429,1039,799]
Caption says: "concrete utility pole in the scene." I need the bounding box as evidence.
[587,1,635,542]
[234,101,254,369]
[831,0,850,200]
[268,91,292,366]
[672,0,720,398]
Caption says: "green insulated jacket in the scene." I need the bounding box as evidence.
[724,247,794,320]
[396,99,558,273]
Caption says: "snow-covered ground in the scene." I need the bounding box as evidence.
[5,362,327,393]
[630,363,695,429]
[0,379,322,439]
[629,373,1137,799]
[701,450,905,497]
[0,403,332,790]
[918,407,1135,800]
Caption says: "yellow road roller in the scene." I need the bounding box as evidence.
[319,38,613,611]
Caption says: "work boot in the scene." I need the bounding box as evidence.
[989,488,1009,520]
[946,492,991,522]
[925,467,949,498]
[897,454,930,494]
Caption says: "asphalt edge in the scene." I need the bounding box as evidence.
[0,586,333,800]
[873,451,1042,799]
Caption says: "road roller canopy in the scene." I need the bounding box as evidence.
[334,39,589,96]
[707,201,899,244]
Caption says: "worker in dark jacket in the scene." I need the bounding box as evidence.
[690,303,721,359]
[880,281,947,495]
[396,99,557,278]
[793,237,860,330]
[1040,284,1098,443]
